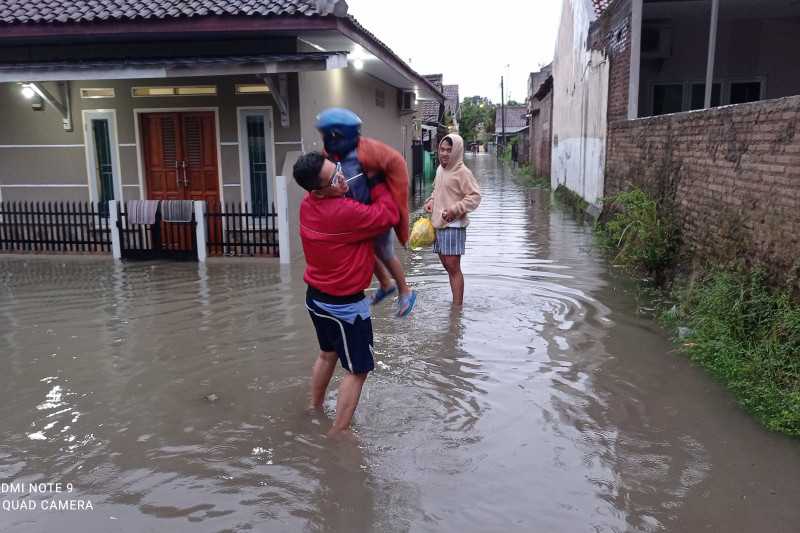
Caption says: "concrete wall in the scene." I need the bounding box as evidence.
[0,75,301,204]
[297,65,415,177]
[551,0,610,208]
[606,95,800,278]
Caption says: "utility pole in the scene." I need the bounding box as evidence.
[500,75,506,157]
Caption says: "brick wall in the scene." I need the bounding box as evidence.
[606,19,630,123]
[591,0,631,123]
[606,96,800,276]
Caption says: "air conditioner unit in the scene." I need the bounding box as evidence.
[399,90,416,113]
[641,23,672,59]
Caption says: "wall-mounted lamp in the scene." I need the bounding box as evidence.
[21,84,35,99]
[349,44,372,71]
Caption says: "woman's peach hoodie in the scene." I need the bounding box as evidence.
[426,134,481,229]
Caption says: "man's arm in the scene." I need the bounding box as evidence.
[332,183,400,244]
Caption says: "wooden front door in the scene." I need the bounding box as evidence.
[140,111,220,203]
[140,111,219,254]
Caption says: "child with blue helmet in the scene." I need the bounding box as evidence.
[315,107,416,317]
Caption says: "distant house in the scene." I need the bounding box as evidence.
[0,0,442,213]
[418,74,446,152]
[494,104,528,157]
[443,84,460,132]
[527,64,553,177]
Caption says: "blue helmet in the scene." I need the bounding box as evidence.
[316,108,362,157]
[315,107,362,131]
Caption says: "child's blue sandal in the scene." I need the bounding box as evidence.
[371,284,397,305]
[396,290,417,318]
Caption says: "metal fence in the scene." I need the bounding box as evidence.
[0,200,281,260]
[0,201,111,253]
[116,202,198,261]
[206,202,279,257]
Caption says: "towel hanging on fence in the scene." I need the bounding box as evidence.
[161,200,194,223]
[126,200,160,225]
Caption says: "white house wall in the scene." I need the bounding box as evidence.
[551,0,609,209]
[297,66,415,176]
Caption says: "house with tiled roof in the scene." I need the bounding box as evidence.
[494,104,528,144]
[417,74,444,148]
[0,0,442,259]
[527,64,552,177]
[418,75,444,123]
[443,84,459,132]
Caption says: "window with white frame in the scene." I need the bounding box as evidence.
[80,88,116,99]
[83,110,122,216]
[132,86,217,97]
[238,108,274,217]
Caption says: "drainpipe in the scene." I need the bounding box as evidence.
[704,0,720,109]
[628,0,643,119]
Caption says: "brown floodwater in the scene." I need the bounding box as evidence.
[1,155,798,532]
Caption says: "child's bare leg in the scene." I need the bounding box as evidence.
[374,258,394,291]
[382,256,410,297]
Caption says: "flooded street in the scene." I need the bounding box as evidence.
[1,155,799,532]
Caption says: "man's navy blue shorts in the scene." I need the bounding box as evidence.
[305,292,375,374]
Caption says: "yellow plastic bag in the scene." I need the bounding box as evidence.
[409,217,435,249]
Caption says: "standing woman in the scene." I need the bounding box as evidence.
[424,134,481,306]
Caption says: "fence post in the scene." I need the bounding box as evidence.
[109,200,122,260]
[194,201,207,263]
[276,175,290,264]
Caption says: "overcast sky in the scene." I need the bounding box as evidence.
[345,0,563,104]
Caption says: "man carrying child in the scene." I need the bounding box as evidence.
[315,108,416,317]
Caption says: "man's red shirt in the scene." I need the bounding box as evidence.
[300,183,399,296]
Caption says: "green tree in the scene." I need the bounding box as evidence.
[459,96,495,145]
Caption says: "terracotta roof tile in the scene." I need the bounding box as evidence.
[495,105,528,129]
[0,0,330,24]
[592,0,617,16]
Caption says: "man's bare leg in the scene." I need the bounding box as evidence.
[328,372,368,435]
[309,350,337,410]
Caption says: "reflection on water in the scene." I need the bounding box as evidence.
[1,156,799,532]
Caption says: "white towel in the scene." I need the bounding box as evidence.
[126,200,160,225]
[161,200,194,223]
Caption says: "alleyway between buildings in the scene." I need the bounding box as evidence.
[1,155,798,532]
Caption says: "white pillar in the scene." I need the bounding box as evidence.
[109,200,122,260]
[194,201,207,263]
[628,0,643,119]
[704,0,720,109]
[276,175,291,264]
